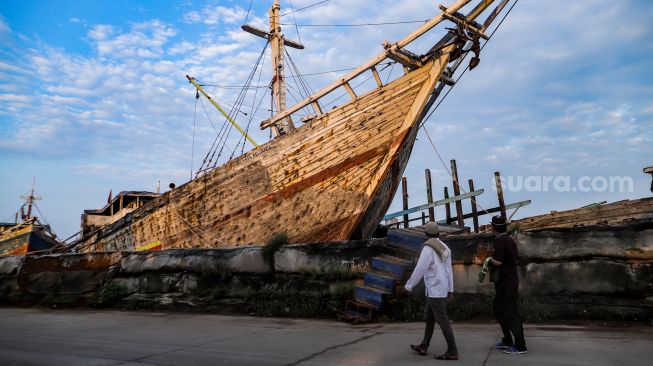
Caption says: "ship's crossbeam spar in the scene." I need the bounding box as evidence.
[186,75,259,147]
[259,0,507,131]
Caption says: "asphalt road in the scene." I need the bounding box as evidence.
[0,308,651,365]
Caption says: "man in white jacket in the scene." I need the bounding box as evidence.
[405,221,458,360]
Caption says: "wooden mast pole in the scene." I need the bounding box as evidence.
[269,0,295,136]
[242,0,303,136]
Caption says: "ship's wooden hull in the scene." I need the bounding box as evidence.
[0,224,60,256]
[80,53,452,252]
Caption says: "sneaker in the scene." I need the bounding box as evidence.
[495,341,511,349]
[502,346,527,354]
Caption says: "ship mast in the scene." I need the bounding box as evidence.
[20,177,41,222]
[242,0,304,137]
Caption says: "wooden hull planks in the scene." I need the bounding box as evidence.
[0,224,60,256]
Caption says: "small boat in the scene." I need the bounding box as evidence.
[0,180,61,256]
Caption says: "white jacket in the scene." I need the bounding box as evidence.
[404,238,454,298]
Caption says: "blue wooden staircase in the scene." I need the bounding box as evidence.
[336,229,426,324]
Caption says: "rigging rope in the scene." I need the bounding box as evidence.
[281,20,429,27]
[280,0,329,17]
[288,0,302,44]
[244,0,254,23]
[190,92,198,180]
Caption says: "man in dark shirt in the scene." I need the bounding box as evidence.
[489,216,527,354]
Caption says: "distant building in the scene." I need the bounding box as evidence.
[81,191,160,237]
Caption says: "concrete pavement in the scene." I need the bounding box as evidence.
[0,308,651,365]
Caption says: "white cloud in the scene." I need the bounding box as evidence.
[89,20,176,58]
[183,5,246,26]
[0,18,9,33]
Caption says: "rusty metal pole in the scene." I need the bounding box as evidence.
[444,187,452,225]
[402,176,409,228]
[468,179,479,232]
[450,160,465,226]
[425,169,435,221]
[494,171,507,220]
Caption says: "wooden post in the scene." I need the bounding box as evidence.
[421,212,426,225]
[494,171,507,220]
[444,187,452,225]
[425,169,435,221]
[402,177,409,228]
[450,160,465,226]
[468,179,479,232]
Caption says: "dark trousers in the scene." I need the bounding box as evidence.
[421,297,457,354]
[493,294,526,350]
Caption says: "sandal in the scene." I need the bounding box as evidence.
[410,344,427,356]
[434,353,459,360]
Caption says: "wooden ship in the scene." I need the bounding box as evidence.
[0,180,61,256]
[77,0,513,252]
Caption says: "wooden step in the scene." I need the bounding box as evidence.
[371,257,408,280]
[364,272,396,295]
[353,285,390,309]
[378,253,413,267]
[384,244,420,262]
[387,229,425,253]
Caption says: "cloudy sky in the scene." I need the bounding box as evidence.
[0,0,651,239]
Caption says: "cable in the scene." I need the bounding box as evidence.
[244,0,253,23]
[190,94,198,180]
[288,0,302,44]
[281,20,429,27]
[280,0,329,17]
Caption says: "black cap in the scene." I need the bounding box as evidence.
[491,215,507,227]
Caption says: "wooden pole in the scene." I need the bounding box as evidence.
[425,169,435,221]
[494,171,507,220]
[421,212,427,225]
[450,160,465,226]
[468,179,479,232]
[402,177,409,228]
[444,187,452,225]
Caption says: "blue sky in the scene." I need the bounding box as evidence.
[0,0,652,239]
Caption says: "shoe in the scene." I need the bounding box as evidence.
[434,352,459,360]
[495,341,512,349]
[410,344,427,356]
[502,346,527,354]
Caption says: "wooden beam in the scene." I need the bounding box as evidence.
[241,24,304,49]
[312,101,323,115]
[425,169,435,221]
[402,177,409,228]
[343,81,357,99]
[384,189,485,220]
[436,200,532,224]
[450,160,465,226]
[444,187,452,225]
[260,0,473,130]
[494,171,507,220]
[371,66,383,88]
[468,179,479,232]
[385,42,422,69]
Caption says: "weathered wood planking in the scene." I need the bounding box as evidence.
[517,198,653,230]
[80,57,447,252]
